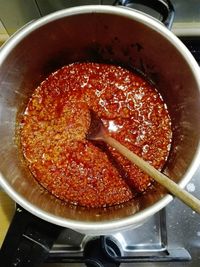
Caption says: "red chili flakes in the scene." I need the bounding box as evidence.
[20,62,172,208]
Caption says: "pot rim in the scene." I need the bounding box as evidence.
[1,5,200,232]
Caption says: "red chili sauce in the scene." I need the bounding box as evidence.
[20,62,172,208]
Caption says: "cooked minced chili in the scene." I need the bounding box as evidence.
[20,62,172,208]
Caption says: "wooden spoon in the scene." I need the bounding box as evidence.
[86,111,200,214]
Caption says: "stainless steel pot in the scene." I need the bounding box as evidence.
[0,5,200,235]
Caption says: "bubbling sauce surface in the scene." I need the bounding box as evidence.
[20,62,172,208]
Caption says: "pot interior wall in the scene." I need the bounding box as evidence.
[0,11,200,224]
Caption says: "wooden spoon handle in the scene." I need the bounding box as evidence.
[104,135,200,214]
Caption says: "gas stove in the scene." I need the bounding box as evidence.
[1,1,200,267]
[45,208,191,266]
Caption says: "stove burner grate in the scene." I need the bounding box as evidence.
[45,209,191,265]
[0,206,191,267]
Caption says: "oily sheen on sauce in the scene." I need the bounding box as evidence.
[20,62,172,208]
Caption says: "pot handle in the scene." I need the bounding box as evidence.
[0,205,63,267]
[114,0,175,29]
